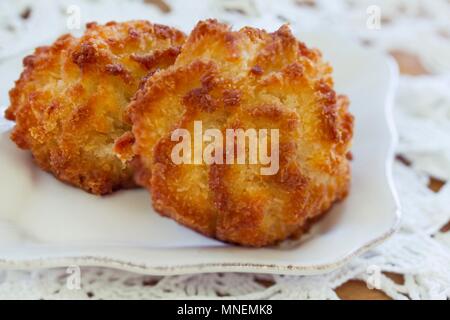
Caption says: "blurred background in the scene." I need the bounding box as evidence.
[1,0,449,74]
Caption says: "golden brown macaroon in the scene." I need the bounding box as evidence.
[117,19,354,246]
[5,21,186,195]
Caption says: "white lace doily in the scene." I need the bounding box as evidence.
[0,0,449,300]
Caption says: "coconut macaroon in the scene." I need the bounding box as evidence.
[5,21,186,195]
[116,19,354,246]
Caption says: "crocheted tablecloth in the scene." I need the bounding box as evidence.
[0,0,449,300]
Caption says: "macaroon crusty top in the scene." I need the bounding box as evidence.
[6,21,186,194]
[117,19,354,246]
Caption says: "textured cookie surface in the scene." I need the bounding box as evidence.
[119,19,354,246]
[5,21,185,194]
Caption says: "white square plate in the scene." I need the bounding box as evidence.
[0,30,400,276]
